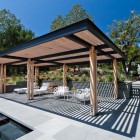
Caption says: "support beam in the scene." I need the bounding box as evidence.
[33,48,88,61]
[34,59,61,65]
[35,66,39,87]
[113,58,118,99]
[2,55,27,61]
[27,59,34,100]
[89,47,98,116]
[3,65,6,93]
[65,35,91,47]
[0,64,3,93]
[87,20,126,59]
[66,35,111,51]
[34,50,116,65]
[6,60,27,65]
[98,49,114,59]
[66,35,113,59]
[63,64,67,86]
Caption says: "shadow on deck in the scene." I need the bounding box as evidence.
[0,93,139,138]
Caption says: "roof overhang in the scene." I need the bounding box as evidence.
[0,19,126,66]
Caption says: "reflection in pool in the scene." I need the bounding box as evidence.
[0,113,32,140]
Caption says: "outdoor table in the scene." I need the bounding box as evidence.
[65,90,81,100]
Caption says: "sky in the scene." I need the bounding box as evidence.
[0,0,140,37]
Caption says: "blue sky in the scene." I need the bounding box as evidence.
[0,0,139,37]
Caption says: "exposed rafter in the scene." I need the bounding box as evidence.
[86,20,126,59]
[33,48,88,61]
[98,50,114,59]
[34,50,116,65]
[1,55,28,61]
[0,19,125,66]
[65,35,91,48]
[65,35,115,59]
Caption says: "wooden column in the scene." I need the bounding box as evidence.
[89,47,98,116]
[113,58,118,99]
[35,66,39,87]
[27,59,34,100]
[0,64,3,93]
[30,60,34,99]
[27,59,30,99]
[3,65,6,93]
[63,64,67,86]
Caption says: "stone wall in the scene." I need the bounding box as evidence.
[6,81,27,93]
[118,81,132,99]
[5,80,132,99]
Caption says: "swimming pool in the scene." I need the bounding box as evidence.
[0,113,32,140]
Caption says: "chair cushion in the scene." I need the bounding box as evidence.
[40,83,50,90]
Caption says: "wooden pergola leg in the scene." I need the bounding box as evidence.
[30,60,34,99]
[27,59,31,100]
[35,66,39,87]
[0,64,3,93]
[3,65,6,93]
[89,47,98,116]
[113,58,118,99]
[27,59,34,100]
[63,64,67,86]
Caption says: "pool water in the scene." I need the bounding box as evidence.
[0,114,32,140]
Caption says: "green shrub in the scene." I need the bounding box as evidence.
[12,76,19,82]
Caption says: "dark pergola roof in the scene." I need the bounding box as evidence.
[0,19,125,66]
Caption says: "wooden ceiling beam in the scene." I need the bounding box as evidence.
[98,50,114,59]
[29,58,124,67]
[1,55,28,61]
[6,60,26,65]
[65,35,115,59]
[66,35,111,50]
[34,50,116,64]
[33,48,88,61]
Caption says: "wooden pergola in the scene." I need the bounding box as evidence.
[0,19,125,116]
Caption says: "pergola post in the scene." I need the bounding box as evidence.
[63,64,67,86]
[27,59,30,99]
[27,59,34,100]
[89,47,98,116]
[113,58,118,99]
[3,65,6,93]
[0,64,3,93]
[30,60,34,99]
[35,66,39,87]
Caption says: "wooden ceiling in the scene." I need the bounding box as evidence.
[0,19,125,66]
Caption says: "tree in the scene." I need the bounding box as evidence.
[50,4,93,73]
[108,11,140,75]
[51,15,66,32]
[0,9,35,51]
[50,4,92,31]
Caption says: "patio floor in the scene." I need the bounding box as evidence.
[0,92,139,138]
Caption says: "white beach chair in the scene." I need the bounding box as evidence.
[33,82,50,96]
[14,82,39,94]
[75,88,90,105]
[14,88,28,94]
[53,86,69,99]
